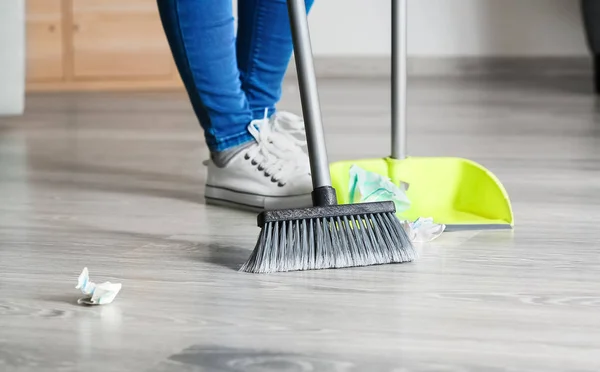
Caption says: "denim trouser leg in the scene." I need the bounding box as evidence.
[236,0,315,120]
[157,0,253,152]
[157,0,314,152]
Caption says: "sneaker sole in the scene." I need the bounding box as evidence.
[205,185,312,212]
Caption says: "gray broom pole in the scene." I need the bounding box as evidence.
[287,0,332,191]
[391,0,408,160]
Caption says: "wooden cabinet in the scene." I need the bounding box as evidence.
[26,0,64,82]
[26,0,181,91]
[72,0,174,79]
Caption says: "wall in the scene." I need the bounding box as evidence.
[0,0,25,115]
[305,0,588,57]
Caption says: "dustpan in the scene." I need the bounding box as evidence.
[329,0,514,230]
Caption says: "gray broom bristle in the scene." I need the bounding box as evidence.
[239,212,416,274]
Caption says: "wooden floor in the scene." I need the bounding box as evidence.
[1,76,600,371]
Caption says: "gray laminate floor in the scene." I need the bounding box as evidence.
[1,76,600,371]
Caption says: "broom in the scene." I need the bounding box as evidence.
[239,0,416,274]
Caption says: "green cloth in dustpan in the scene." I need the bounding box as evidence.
[348,164,411,214]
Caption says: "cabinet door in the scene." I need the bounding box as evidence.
[72,0,173,79]
[26,0,64,81]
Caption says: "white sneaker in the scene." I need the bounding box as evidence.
[205,117,313,211]
[269,111,307,153]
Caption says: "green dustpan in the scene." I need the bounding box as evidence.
[329,0,514,230]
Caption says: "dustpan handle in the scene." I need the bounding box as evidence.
[287,0,332,191]
[391,0,408,160]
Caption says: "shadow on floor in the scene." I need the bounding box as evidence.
[29,157,205,205]
[206,243,251,271]
[57,219,252,272]
[38,295,84,307]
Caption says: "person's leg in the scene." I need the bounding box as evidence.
[156,0,253,153]
[156,0,312,210]
[236,0,315,120]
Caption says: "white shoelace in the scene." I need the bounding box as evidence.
[245,114,308,186]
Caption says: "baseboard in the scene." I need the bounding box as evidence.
[286,56,593,79]
[26,57,593,93]
[27,78,184,92]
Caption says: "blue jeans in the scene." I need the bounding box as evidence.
[157,0,315,152]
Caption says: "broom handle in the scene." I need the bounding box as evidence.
[287,0,332,190]
[391,0,408,160]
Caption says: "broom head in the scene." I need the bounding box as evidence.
[239,201,416,273]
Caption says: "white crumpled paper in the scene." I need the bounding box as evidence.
[348,164,445,243]
[402,217,445,243]
[75,267,122,305]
